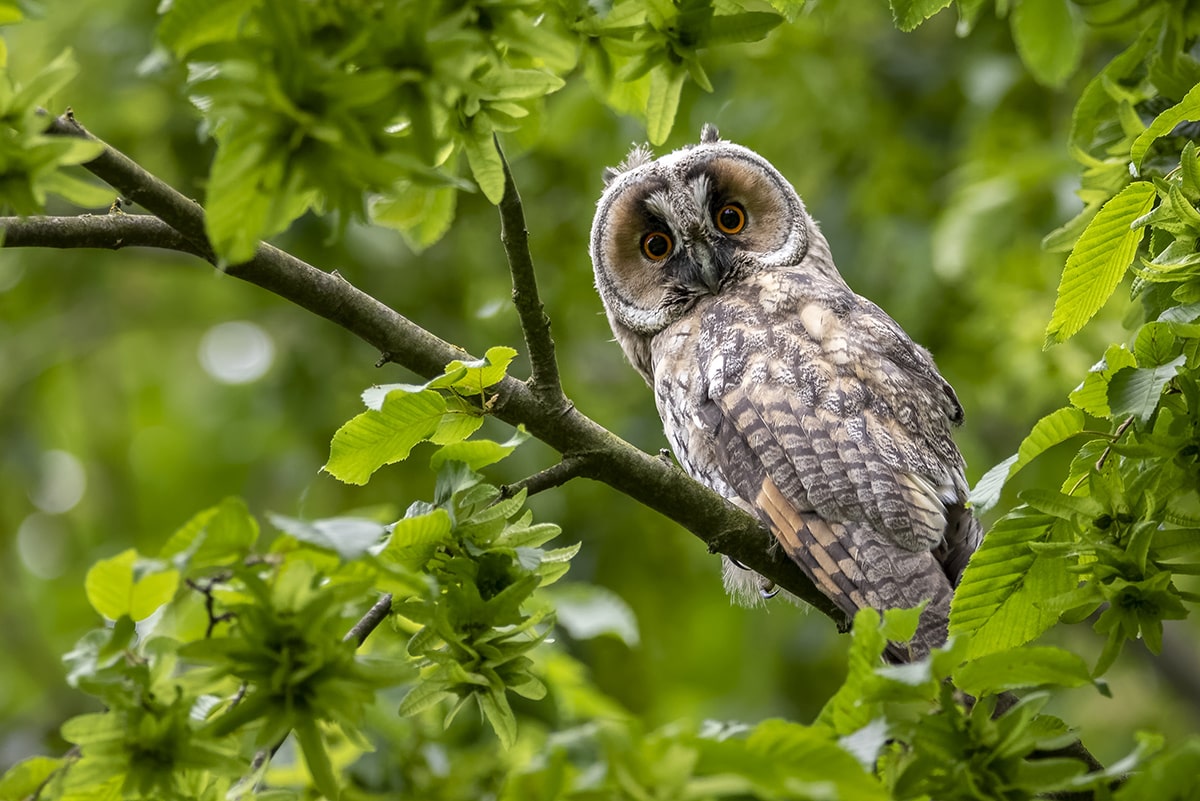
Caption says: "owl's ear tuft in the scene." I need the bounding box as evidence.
[602,143,655,186]
[700,123,720,144]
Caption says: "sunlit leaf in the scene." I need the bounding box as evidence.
[970,408,1085,513]
[1045,181,1156,346]
[1108,355,1187,422]
[950,511,1072,657]
[325,390,447,485]
[888,0,953,31]
[84,549,180,622]
[1131,80,1200,170]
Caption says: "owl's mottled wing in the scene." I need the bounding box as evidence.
[687,283,974,657]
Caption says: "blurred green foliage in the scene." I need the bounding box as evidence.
[5,0,1200,797]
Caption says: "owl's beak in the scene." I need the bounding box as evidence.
[687,241,723,294]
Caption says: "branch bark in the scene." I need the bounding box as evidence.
[5,112,848,627]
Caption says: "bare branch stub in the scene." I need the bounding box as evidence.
[0,214,209,258]
[495,138,568,414]
[500,455,594,499]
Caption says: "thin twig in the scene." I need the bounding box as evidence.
[495,138,569,414]
[342,593,394,647]
[501,455,593,498]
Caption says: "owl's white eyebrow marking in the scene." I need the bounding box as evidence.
[690,174,712,216]
[644,190,675,223]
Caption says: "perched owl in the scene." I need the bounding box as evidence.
[589,125,981,659]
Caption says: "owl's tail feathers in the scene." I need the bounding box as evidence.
[939,503,984,587]
[755,475,952,661]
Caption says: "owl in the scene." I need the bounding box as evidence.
[589,125,981,660]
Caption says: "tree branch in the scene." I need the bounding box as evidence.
[501,455,593,498]
[23,112,846,626]
[496,140,568,413]
[0,213,208,257]
[343,593,394,647]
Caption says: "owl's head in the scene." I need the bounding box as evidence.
[590,125,816,348]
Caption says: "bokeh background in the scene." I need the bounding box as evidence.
[2,0,1195,771]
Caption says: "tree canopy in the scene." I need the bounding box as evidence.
[3,0,1200,799]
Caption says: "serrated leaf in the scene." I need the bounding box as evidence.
[953,646,1093,697]
[1134,321,1180,366]
[745,720,888,800]
[1010,0,1081,88]
[480,68,564,101]
[970,408,1085,513]
[1108,355,1188,422]
[84,549,180,621]
[1131,80,1200,170]
[447,346,517,394]
[40,170,115,208]
[888,0,953,31]
[376,508,453,571]
[950,512,1073,658]
[478,689,517,747]
[431,429,527,471]
[646,65,685,146]
[1045,182,1156,346]
[462,126,505,205]
[372,183,458,252]
[269,514,386,561]
[430,410,485,446]
[1070,345,1137,416]
[325,390,447,485]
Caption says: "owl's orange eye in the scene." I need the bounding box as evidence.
[642,232,673,261]
[716,204,746,234]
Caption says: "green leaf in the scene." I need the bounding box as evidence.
[294,718,340,801]
[1045,182,1156,346]
[746,720,888,800]
[268,514,387,561]
[431,429,527,471]
[950,511,1073,658]
[646,65,685,146]
[325,390,447,485]
[11,48,78,111]
[1131,80,1200,170]
[1135,321,1181,366]
[478,688,517,748]
[705,11,783,45]
[84,549,180,621]
[204,125,282,265]
[159,496,259,567]
[1107,355,1187,422]
[446,346,518,395]
[377,508,453,571]
[371,183,458,252]
[970,408,1085,513]
[1010,0,1081,88]
[157,0,248,57]
[397,682,456,716]
[953,646,1093,696]
[0,756,63,799]
[40,170,114,208]
[888,0,953,32]
[463,126,506,205]
[543,583,640,646]
[1070,344,1138,416]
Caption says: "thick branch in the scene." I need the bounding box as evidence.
[28,113,846,625]
[496,141,568,412]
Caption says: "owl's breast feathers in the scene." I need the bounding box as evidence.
[651,268,980,658]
